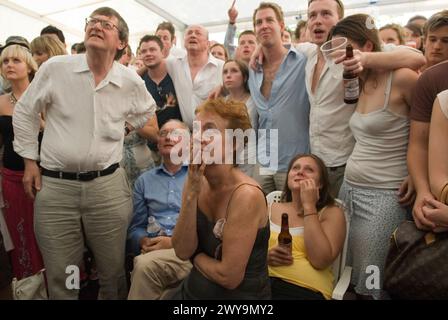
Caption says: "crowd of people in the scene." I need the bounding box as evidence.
[0,0,447,300]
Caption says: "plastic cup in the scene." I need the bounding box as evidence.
[320,37,348,80]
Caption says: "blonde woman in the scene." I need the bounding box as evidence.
[0,43,43,279]
[30,35,67,67]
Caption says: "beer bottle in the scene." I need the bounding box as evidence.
[343,44,359,104]
[278,213,292,251]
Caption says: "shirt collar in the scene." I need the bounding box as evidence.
[156,163,188,176]
[180,52,221,67]
[73,54,123,87]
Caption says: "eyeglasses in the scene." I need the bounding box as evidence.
[85,17,119,31]
[159,128,187,138]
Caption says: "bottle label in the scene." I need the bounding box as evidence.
[344,78,359,99]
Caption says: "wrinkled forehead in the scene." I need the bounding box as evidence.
[185,25,208,37]
[161,120,186,132]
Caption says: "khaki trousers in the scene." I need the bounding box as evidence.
[128,248,192,300]
[34,168,132,299]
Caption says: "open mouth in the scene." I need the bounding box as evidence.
[313,29,325,36]
[89,34,104,40]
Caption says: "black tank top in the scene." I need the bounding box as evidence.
[178,183,271,300]
[0,116,24,171]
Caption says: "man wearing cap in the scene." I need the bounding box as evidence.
[13,7,156,299]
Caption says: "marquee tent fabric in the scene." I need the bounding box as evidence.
[0,0,446,51]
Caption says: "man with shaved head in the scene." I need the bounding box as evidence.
[165,25,224,128]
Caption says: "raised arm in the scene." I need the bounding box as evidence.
[224,0,238,59]
[193,185,267,290]
[300,179,346,269]
[344,46,426,75]
[172,161,204,260]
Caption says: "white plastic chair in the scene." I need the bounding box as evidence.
[266,190,283,204]
[265,191,352,300]
[331,199,352,300]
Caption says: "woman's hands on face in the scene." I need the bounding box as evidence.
[187,136,206,195]
[299,179,319,210]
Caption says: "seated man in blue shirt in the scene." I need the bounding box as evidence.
[127,119,191,299]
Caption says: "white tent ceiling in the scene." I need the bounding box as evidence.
[1,0,446,51]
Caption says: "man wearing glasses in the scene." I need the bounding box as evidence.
[13,7,156,299]
[127,120,191,300]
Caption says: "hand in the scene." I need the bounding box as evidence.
[228,0,238,24]
[268,245,293,266]
[299,179,319,210]
[166,93,177,107]
[249,44,263,71]
[412,191,437,230]
[136,65,148,77]
[421,198,448,232]
[23,159,41,200]
[397,175,416,207]
[140,236,172,254]
[187,136,206,195]
[339,49,364,75]
[207,85,224,99]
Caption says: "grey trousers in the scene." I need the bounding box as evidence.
[34,168,133,299]
[327,165,346,198]
[252,164,287,194]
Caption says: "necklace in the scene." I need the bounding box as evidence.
[9,93,17,105]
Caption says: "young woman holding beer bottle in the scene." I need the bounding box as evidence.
[331,14,418,300]
[268,154,346,300]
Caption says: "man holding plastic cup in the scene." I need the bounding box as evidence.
[299,0,425,196]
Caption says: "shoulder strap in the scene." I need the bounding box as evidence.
[225,183,266,220]
[382,72,394,110]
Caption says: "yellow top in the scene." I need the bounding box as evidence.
[268,218,334,300]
